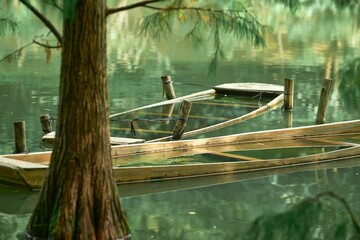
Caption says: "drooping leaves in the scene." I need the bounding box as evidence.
[138,0,269,76]
[0,17,19,36]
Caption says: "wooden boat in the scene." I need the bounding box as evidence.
[1,119,360,190]
[42,82,285,144]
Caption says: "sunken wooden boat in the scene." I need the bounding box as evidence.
[42,82,285,144]
[1,120,360,190]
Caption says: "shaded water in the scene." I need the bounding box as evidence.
[1,0,360,239]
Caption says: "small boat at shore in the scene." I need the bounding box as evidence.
[1,119,360,190]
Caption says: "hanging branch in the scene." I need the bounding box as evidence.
[0,41,34,62]
[0,17,19,36]
[1,35,60,62]
[139,2,266,75]
[33,40,61,49]
[19,0,62,43]
[106,0,165,16]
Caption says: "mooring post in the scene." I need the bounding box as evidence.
[172,100,192,140]
[284,78,294,111]
[316,78,333,124]
[161,75,176,99]
[161,103,175,124]
[13,121,27,153]
[40,114,52,133]
[282,111,293,128]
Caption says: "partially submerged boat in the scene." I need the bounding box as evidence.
[1,119,360,190]
[42,82,285,144]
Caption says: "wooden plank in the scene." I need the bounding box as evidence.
[0,156,48,168]
[109,89,216,118]
[2,152,51,164]
[42,131,145,145]
[304,137,360,147]
[0,156,48,189]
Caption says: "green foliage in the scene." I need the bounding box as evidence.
[277,0,301,12]
[139,0,271,76]
[0,11,19,37]
[334,0,359,8]
[244,191,360,240]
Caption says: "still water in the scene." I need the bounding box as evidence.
[0,0,360,239]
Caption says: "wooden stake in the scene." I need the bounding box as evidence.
[40,114,52,133]
[283,111,293,128]
[161,75,176,99]
[161,103,175,124]
[284,78,294,111]
[13,121,27,153]
[316,79,333,124]
[172,100,192,140]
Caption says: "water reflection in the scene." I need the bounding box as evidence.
[1,158,359,239]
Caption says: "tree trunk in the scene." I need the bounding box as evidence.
[26,1,130,239]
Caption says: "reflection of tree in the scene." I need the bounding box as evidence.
[120,166,360,239]
[245,191,360,240]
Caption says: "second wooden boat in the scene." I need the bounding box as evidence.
[1,119,360,190]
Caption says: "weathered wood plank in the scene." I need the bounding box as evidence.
[42,131,145,145]
[109,89,216,118]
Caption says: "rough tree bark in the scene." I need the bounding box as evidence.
[26,0,130,239]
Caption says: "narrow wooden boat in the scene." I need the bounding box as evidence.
[42,82,285,144]
[1,120,360,190]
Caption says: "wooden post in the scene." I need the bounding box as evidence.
[161,75,176,99]
[316,79,333,124]
[40,114,52,133]
[172,100,192,140]
[13,121,27,153]
[282,111,293,128]
[161,103,175,124]
[283,78,294,111]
